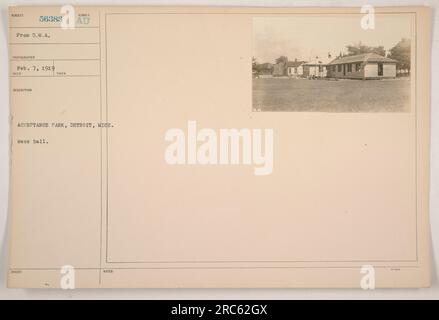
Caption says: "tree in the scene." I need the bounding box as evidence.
[345,42,386,56]
[388,38,411,72]
[275,56,288,64]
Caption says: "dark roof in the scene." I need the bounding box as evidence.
[328,53,397,65]
[286,61,305,67]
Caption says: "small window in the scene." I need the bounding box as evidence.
[337,64,342,72]
[355,63,361,72]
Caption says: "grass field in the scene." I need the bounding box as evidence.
[252,78,411,112]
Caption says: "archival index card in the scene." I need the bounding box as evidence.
[7,6,431,288]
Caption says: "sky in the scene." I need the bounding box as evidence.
[253,14,413,64]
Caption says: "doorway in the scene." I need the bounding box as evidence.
[378,63,383,76]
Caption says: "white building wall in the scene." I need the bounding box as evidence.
[383,64,396,77]
[305,65,327,77]
[287,65,305,76]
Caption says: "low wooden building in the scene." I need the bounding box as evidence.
[327,53,397,79]
[273,60,306,77]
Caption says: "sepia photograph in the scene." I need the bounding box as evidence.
[252,14,413,112]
